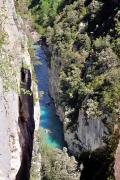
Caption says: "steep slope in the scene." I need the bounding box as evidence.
[42,0,120,179]
[23,0,120,179]
[0,0,40,179]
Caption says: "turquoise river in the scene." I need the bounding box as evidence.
[34,44,66,149]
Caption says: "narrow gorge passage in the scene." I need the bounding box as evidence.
[34,44,66,149]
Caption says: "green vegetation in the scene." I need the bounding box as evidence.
[0,9,18,92]
[15,1,120,120]
[25,0,120,179]
[0,55,18,92]
[0,29,19,92]
[15,0,32,19]
[45,0,120,125]
[29,0,63,34]
[29,0,78,34]
[29,0,120,179]
[0,31,7,48]
[30,128,80,180]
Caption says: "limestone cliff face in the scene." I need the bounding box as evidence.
[49,56,107,154]
[65,112,107,154]
[0,0,40,180]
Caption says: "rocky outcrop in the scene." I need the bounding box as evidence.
[65,112,107,154]
[0,0,40,180]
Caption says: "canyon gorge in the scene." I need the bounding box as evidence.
[0,0,120,180]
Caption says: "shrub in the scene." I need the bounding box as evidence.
[30,128,80,180]
[94,36,110,50]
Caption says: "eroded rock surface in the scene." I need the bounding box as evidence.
[0,1,40,179]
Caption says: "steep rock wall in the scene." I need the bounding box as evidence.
[47,0,120,178]
[16,68,34,180]
[0,0,40,180]
[49,55,107,154]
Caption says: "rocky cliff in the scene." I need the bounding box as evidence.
[0,0,40,180]
[46,0,120,179]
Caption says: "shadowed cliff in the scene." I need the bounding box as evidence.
[16,68,35,180]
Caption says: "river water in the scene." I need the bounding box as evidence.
[34,45,65,149]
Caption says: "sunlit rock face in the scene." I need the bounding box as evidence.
[64,111,107,154]
[0,78,21,180]
[114,127,120,180]
[114,139,120,180]
[0,0,40,180]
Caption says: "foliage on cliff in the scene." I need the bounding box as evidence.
[46,0,120,124]
[45,1,120,179]
[0,8,19,92]
[30,128,80,180]
[29,0,120,179]
[28,0,120,179]
[29,0,77,33]
[15,0,31,18]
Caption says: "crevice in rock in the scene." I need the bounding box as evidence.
[16,68,35,180]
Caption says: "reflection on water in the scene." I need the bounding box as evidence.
[34,45,65,149]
